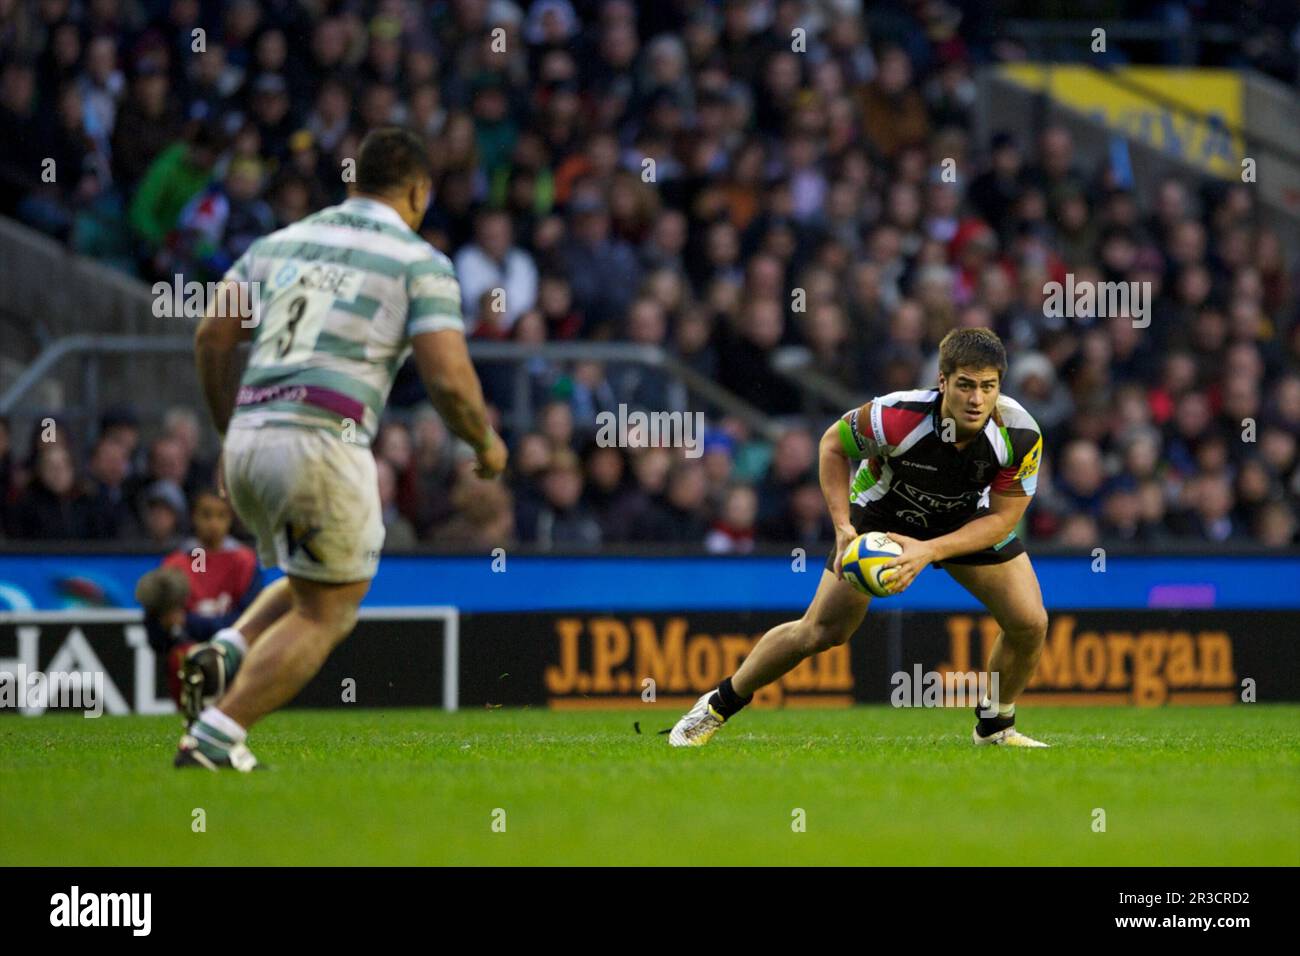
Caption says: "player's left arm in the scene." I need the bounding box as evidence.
[884,428,1042,592]
[883,495,1031,592]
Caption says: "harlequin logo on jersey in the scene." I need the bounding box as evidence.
[543,615,853,708]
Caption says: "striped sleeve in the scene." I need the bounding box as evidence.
[221,239,258,284]
[405,253,465,337]
[991,401,1043,497]
[836,403,881,459]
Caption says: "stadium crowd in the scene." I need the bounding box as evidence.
[1,0,1298,551]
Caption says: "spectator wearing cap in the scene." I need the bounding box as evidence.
[699,430,736,511]
[1007,351,1073,441]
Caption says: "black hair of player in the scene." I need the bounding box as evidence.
[938,328,1007,380]
[355,127,432,196]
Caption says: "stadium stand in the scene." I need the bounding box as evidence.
[0,0,1297,551]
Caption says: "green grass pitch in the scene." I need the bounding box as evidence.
[2,706,1297,866]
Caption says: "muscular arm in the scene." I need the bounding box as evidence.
[911,492,1031,564]
[194,280,253,439]
[409,329,493,452]
[819,401,873,530]
[818,421,855,530]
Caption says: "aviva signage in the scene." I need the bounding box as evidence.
[999,65,1244,178]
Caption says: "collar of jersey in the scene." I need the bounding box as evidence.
[930,391,998,456]
[339,196,410,231]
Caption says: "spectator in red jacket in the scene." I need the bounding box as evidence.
[147,489,262,705]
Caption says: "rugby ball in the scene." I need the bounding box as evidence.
[840,531,903,598]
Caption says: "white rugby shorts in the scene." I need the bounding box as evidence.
[223,421,384,583]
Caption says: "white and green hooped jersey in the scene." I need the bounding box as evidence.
[223,197,464,447]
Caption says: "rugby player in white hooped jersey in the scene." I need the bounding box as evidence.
[178,128,507,770]
[670,328,1051,748]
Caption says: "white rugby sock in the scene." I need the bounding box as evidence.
[980,696,1015,718]
[194,706,248,748]
[212,627,248,656]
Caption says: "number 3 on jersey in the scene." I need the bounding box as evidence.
[250,289,330,368]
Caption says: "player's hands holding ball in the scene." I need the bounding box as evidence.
[881,533,935,594]
[833,522,860,579]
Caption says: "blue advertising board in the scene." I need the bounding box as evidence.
[0,552,1298,612]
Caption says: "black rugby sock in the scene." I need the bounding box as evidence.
[709,676,753,719]
[974,700,1016,737]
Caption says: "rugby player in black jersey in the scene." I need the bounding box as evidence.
[670,328,1049,747]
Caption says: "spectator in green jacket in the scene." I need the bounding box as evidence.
[127,121,223,256]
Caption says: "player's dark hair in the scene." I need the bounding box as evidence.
[355,127,432,196]
[938,327,1007,379]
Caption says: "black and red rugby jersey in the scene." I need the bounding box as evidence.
[836,388,1043,535]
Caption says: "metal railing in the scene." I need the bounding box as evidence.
[0,335,789,450]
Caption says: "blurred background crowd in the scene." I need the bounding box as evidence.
[1,0,1298,551]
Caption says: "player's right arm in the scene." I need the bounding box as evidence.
[820,401,877,577]
[195,278,254,440]
[410,329,506,479]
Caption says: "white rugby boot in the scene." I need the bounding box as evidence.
[668,692,727,747]
[972,725,1050,747]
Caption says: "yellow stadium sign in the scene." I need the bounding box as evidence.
[999,65,1244,178]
